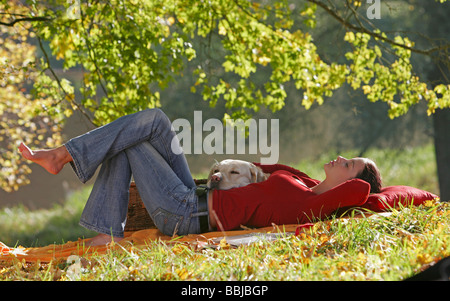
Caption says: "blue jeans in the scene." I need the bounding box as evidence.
[65,109,206,237]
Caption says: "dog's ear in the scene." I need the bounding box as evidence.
[206,160,219,187]
[207,162,219,183]
[250,164,267,183]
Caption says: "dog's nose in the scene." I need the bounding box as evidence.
[211,174,221,182]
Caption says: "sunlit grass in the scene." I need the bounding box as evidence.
[1,200,448,281]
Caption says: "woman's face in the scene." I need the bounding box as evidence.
[324,156,367,184]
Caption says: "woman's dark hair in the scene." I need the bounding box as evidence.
[356,160,382,193]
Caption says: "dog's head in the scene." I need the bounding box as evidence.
[206,159,268,190]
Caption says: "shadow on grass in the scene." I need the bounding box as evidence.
[12,213,97,248]
[1,186,97,248]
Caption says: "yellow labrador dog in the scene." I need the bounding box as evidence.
[206,159,269,190]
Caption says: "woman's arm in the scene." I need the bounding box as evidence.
[208,192,217,229]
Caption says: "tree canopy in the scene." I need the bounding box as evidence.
[1,0,449,192]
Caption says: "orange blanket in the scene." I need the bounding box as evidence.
[0,224,302,264]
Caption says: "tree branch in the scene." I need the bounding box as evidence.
[37,36,96,126]
[307,0,450,56]
[0,16,52,26]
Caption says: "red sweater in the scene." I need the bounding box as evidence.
[211,164,370,231]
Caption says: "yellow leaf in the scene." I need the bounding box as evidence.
[218,24,227,36]
[357,252,366,262]
[64,109,73,117]
[176,268,189,280]
[219,237,231,249]
[417,253,433,265]
[423,200,434,208]
[362,85,371,94]
[167,16,175,26]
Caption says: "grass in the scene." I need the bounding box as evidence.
[0,144,447,281]
[0,186,97,247]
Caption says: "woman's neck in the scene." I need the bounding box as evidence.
[311,178,339,195]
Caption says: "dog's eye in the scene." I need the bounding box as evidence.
[230,170,240,174]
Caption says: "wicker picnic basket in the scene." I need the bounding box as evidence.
[124,179,207,232]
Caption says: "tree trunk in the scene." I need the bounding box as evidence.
[421,0,450,201]
[433,109,450,201]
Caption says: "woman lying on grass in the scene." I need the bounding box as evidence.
[19,109,382,246]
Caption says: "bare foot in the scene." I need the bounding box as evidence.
[18,142,72,175]
[85,234,123,246]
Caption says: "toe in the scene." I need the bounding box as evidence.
[18,143,34,160]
